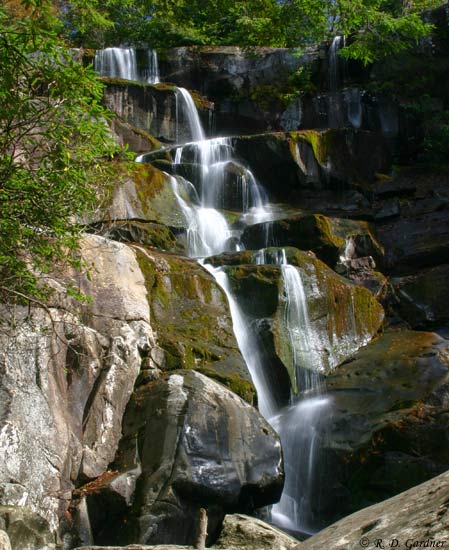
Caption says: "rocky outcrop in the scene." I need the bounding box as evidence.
[86,371,283,546]
[134,247,254,402]
[300,467,449,550]
[103,81,214,143]
[206,248,384,391]
[0,235,155,534]
[321,330,449,522]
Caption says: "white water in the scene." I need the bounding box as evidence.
[176,88,206,142]
[144,49,160,84]
[94,47,160,83]
[95,47,139,81]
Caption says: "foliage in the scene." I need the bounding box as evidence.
[57,0,444,67]
[0,0,118,303]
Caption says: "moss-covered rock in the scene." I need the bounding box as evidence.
[206,247,384,393]
[135,248,255,403]
[88,162,189,230]
[242,213,383,269]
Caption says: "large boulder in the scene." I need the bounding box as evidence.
[87,371,283,547]
[300,468,449,550]
[321,330,449,522]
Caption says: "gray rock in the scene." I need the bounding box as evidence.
[0,506,55,550]
[214,514,298,550]
[103,82,213,143]
[300,468,449,550]
[96,371,283,547]
[0,236,155,530]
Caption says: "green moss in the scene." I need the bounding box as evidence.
[292,129,338,166]
[196,367,256,404]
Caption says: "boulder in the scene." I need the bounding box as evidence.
[300,468,449,550]
[214,513,299,550]
[134,248,254,403]
[92,371,283,547]
[87,163,189,230]
[321,330,449,522]
[0,506,55,550]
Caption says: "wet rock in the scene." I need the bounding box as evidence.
[242,214,344,266]
[242,214,383,270]
[161,46,322,134]
[103,82,213,143]
[378,209,449,273]
[0,505,55,550]
[214,513,299,550]
[393,264,449,328]
[300,468,449,550]
[134,248,254,403]
[206,248,384,391]
[232,130,391,201]
[102,371,283,546]
[322,330,449,521]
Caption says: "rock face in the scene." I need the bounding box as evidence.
[103,81,214,143]
[0,236,155,534]
[321,330,449,522]
[300,468,449,550]
[160,46,323,134]
[87,371,283,547]
[207,248,384,393]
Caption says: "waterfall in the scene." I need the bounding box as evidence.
[328,36,345,128]
[139,81,329,538]
[329,36,345,93]
[94,47,160,83]
[95,47,139,81]
[144,49,160,84]
[175,88,206,142]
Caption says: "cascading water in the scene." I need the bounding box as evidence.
[94,47,160,83]
[138,78,331,538]
[144,49,160,84]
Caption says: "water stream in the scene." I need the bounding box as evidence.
[133,67,332,537]
[95,47,160,83]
